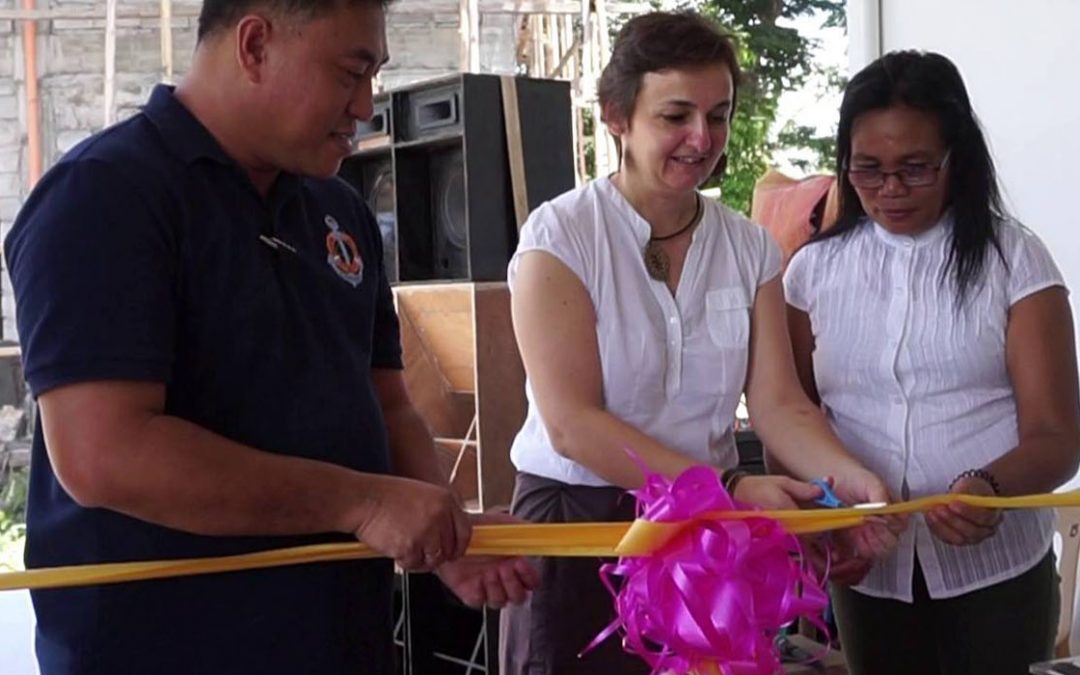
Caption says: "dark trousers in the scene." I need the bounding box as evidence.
[499,472,650,675]
[831,550,1060,675]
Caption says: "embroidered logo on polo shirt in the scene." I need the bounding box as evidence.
[323,215,363,287]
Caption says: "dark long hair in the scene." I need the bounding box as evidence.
[815,50,1006,302]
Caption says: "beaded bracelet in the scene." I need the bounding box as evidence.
[949,468,1001,495]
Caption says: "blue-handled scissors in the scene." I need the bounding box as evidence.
[811,478,845,508]
[810,479,888,510]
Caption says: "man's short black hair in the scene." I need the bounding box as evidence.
[197,0,391,43]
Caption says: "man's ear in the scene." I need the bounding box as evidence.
[235,14,273,83]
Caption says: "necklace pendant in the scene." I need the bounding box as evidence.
[644,241,670,281]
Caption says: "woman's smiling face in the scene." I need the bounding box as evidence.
[609,64,734,196]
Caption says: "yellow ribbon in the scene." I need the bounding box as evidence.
[3,491,1078,593]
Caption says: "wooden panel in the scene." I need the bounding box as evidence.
[395,284,476,394]
[394,282,525,510]
[473,283,526,510]
[396,288,475,440]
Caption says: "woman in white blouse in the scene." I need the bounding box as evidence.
[499,12,904,675]
[784,50,1080,674]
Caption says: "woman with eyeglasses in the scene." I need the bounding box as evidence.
[784,50,1080,674]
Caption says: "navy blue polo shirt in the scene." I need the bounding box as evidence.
[5,85,402,674]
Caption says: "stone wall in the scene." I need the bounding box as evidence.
[0,0,519,342]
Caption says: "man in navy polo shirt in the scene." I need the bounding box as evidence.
[4,1,538,673]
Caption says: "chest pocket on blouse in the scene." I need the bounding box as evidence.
[704,286,752,393]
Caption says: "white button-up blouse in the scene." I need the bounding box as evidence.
[784,216,1067,600]
[507,177,781,487]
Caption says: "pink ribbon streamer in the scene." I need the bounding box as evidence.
[585,465,829,674]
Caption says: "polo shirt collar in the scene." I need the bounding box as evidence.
[142,84,234,166]
[142,84,303,205]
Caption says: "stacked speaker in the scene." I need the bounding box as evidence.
[339,73,575,283]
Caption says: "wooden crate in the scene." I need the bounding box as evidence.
[394,282,526,511]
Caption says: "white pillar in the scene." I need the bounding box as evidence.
[846,0,881,75]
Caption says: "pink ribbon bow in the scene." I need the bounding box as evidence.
[585,465,830,674]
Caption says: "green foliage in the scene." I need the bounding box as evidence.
[693,0,845,214]
[721,87,776,216]
[0,465,28,571]
[774,64,848,173]
[776,121,835,173]
[582,106,597,179]
[0,466,28,535]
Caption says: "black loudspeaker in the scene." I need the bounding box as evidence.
[429,146,468,279]
[340,74,575,283]
[340,95,398,283]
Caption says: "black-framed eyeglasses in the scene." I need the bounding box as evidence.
[845,150,951,189]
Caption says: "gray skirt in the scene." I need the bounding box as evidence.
[498,472,650,675]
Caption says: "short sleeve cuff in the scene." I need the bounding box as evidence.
[27,358,171,398]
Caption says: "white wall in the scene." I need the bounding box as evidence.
[848,0,1080,412]
[0,590,37,675]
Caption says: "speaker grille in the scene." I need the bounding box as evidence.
[368,165,397,283]
[431,147,468,279]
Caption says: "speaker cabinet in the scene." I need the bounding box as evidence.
[429,146,468,279]
[367,159,398,284]
[339,93,398,282]
[355,95,393,148]
[340,74,574,283]
[401,81,462,140]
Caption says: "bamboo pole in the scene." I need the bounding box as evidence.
[160,0,173,83]
[552,12,562,73]
[594,0,616,176]
[563,13,587,183]
[467,0,480,71]
[595,0,610,63]
[548,23,580,79]
[589,15,611,176]
[458,0,470,70]
[531,16,543,77]
[103,0,117,127]
[579,0,592,98]
[568,14,577,78]
[515,13,531,74]
[541,15,554,79]
[574,104,586,183]
[20,0,42,188]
